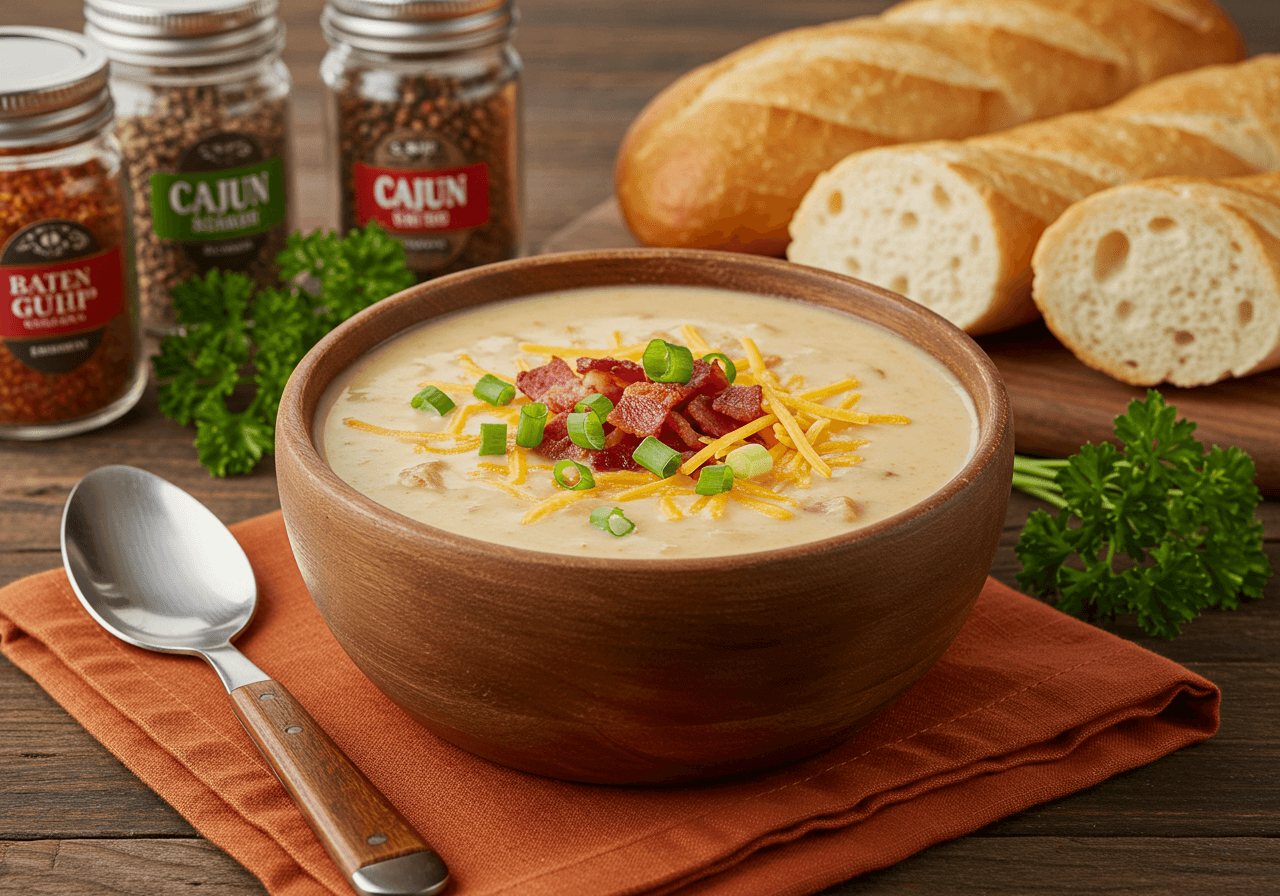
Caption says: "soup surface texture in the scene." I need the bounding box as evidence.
[319,285,978,558]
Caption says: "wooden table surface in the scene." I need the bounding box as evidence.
[2,1,1277,893]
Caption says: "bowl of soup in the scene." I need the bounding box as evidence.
[276,248,1013,784]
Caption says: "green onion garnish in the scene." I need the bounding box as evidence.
[695,464,734,495]
[632,435,681,478]
[478,422,508,456]
[701,352,737,384]
[473,373,515,406]
[516,402,548,448]
[574,393,614,419]
[590,506,635,537]
[566,411,606,449]
[553,459,596,490]
[410,385,456,415]
[726,443,773,479]
[642,338,694,383]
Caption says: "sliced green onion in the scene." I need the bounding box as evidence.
[642,338,694,383]
[727,443,773,479]
[574,393,614,419]
[516,402,548,448]
[553,459,596,491]
[701,352,737,384]
[410,385,456,416]
[632,435,681,478]
[566,411,606,449]
[589,506,635,537]
[695,464,734,495]
[478,422,508,456]
[473,373,515,406]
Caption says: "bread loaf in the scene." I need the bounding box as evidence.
[614,0,1244,255]
[787,55,1280,335]
[1031,172,1280,387]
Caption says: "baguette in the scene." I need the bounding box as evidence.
[787,55,1280,335]
[614,0,1245,255]
[1031,172,1280,387]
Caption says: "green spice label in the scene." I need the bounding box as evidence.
[150,156,285,242]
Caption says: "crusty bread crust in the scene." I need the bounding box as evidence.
[615,0,1245,254]
[788,56,1279,336]
[1031,172,1280,386]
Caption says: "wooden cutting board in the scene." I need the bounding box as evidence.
[542,200,1280,496]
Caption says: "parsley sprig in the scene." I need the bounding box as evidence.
[1013,391,1271,639]
[153,224,415,476]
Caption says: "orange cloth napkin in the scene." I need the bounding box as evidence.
[0,511,1218,896]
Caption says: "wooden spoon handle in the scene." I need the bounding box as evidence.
[230,679,449,895]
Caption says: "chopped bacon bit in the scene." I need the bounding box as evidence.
[580,369,626,405]
[687,358,730,396]
[712,384,765,422]
[541,383,593,414]
[665,409,704,449]
[539,437,588,463]
[517,357,580,400]
[592,435,642,471]
[606,381,697,437]
[576,357,646,383]
[542,411,570,444]
[685,394,740,439]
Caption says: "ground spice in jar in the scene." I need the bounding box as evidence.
[85,0,293,332]
[322,0,522,281]
[0,28,145,439]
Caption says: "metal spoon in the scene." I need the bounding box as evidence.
[61,465,449,896]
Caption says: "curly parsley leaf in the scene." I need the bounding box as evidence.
[1013,390,1270,639]
[154,224,415,476]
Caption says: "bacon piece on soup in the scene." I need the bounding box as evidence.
[712,384,765,422]
[592,433,643,471]
[685,394,740,439]
[542,411,570,445]
[580,369,626,406]
[665,409,704,449]
[576,357,646,383]
[686,358,731,397]
[516,357,579,400]
[606,381,697,437]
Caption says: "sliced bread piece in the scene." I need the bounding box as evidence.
[1031,172,1280,386]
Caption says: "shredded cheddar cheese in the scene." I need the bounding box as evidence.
[354,323,913,530]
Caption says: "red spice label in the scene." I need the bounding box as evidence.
[354,161,491,233]
[1,247,125,339]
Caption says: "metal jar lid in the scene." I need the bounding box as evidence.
[0,27,114,150]
[321,0,517,56]
[84,0,285,68]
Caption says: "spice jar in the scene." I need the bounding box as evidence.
[0,28,146,440]
[84,0,292,332]
[321,0,523,282]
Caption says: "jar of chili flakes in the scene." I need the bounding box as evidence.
[320,0,523,281]
[0,27,146,440]
[85,0,293,333]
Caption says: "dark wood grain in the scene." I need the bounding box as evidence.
[228,681,445,887]
[0,0,1277,893]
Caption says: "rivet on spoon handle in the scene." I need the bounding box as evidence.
[231,679,449,896]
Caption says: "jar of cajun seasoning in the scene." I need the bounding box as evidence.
[84,0,292,333]
[0,28,146,440]
[320,0,523,282]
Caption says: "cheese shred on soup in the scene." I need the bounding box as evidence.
[318,286,979,558]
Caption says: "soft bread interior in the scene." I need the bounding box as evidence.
[1032,184,1280,386]
[789,149,1004,330]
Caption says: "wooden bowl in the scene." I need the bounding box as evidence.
[276,249,1013,784]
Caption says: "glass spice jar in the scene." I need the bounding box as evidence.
[84,0,292,333]
[0,27,146,440]
[320,0,523,282]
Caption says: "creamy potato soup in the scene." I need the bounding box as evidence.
[318,285,978,558]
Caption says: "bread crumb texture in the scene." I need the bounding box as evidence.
[1031,174,1280,386]
[788,55,1280,342]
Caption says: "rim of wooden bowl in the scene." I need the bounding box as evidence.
[277,247,1011,575]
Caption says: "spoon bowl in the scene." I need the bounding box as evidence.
[61,465,449,896]
[62,465,256,654]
